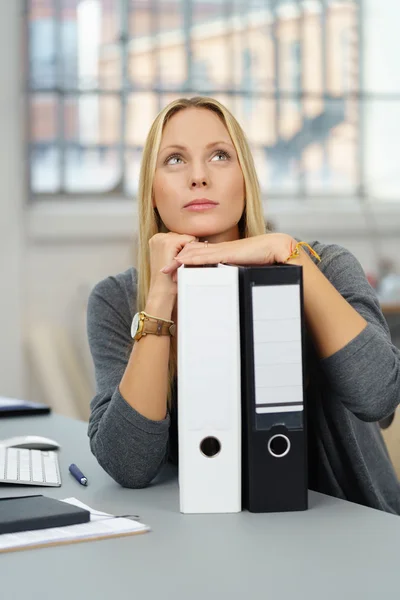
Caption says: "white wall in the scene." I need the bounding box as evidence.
[0,1,25,399]
[1,0,400,414]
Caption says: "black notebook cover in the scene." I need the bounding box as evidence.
[0,399,51,418]
[0,495,90,534]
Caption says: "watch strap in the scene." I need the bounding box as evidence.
[142,311,173,325]
[133,311,176,340]
[141,318,174,337]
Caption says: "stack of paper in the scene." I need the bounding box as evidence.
[0,497,150,553]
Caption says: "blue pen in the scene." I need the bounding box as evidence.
[69,463,88,486]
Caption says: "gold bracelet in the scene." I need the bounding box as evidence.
[285,241,321,263]
[142,311,174,324]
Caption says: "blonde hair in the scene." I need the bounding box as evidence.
[136,96,266,405]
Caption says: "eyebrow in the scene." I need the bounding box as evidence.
[159,140,234,153]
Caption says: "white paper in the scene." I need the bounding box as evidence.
[0,397,28,408]
[252,284,303,411]
[0,497,149,552]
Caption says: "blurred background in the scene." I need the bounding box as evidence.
[1,1,400,451]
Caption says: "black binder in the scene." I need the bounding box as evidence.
[239,264,308,513]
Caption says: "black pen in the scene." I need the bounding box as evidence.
[69,463,88,486]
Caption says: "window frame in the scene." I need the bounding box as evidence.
[26,0,367,201]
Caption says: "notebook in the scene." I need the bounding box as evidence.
[0,497,150,554]
[0,494,90,534]
[0,396,50,417]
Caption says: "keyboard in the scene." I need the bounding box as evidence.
[0,447,61,487]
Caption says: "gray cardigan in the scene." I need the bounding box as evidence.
[87,241,400,514]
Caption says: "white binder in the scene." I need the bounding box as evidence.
[177,264,241,514]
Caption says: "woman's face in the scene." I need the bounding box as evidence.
[153,107,245,242]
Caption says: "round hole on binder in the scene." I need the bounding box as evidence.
[200,437,221,458]
[268,434,290,458]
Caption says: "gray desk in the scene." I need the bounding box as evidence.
[0,414,399,600]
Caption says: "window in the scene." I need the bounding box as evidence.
[27,0,361,198]
[289,41,301,109]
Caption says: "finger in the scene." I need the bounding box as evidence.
[175,251,224,266]
[160,260,181,275]
[176,236,199,252]
[175,241,212,259]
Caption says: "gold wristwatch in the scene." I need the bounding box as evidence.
[131,311,176,341]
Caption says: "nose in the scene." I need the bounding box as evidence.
[189,161,209,189]
[191,179,207,188]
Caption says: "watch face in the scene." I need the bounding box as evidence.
[131,312,140,338]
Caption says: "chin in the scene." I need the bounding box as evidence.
[180,224,224,238]
[182,222,240,243]
[188,226,221,238]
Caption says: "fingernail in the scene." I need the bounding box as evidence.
[160,266,169,273]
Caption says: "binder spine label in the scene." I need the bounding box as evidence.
[251,284,303,422]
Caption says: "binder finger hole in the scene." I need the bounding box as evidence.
[268,434,290,458]
[200,437,221,458]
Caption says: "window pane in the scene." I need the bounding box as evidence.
[61,0,79,88]
[128,0,156,89]
[126,93,158,145]
[63,93,122,192]
[159,92,187,107]
[302,0,324,95]
[29,1,57,89]
[30,93,60,193]
[158,2,186,90]
[30,92,58,141]
[29,0,122,91]
[303,97,357,194]
[158,0,184,36]
[64,94,121,144]
[191,26,231,92]
[326,0,359,96]
[74,0,121,90]
[31,143,61,193]
[269,98,302,194]
[97,0,122,89]
[246,15,274,94]
[125,147,142,196]
[65,146,121,192]
[363,100,400,202]
[192,0,229,27]
[230,22,245,91]
[237,98,276,174]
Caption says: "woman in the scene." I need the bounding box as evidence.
[87,96,400,514]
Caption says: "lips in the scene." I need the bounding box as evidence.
[183,198,219,209]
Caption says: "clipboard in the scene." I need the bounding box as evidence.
[0,497,150,554]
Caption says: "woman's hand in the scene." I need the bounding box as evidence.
[161,233,296,274]
[148,232,198,304]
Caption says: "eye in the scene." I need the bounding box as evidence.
[165,154,183,166]
[211,149,231,162]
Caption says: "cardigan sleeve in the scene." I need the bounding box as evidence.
[317,244,400,422]
[86,272,170,488]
